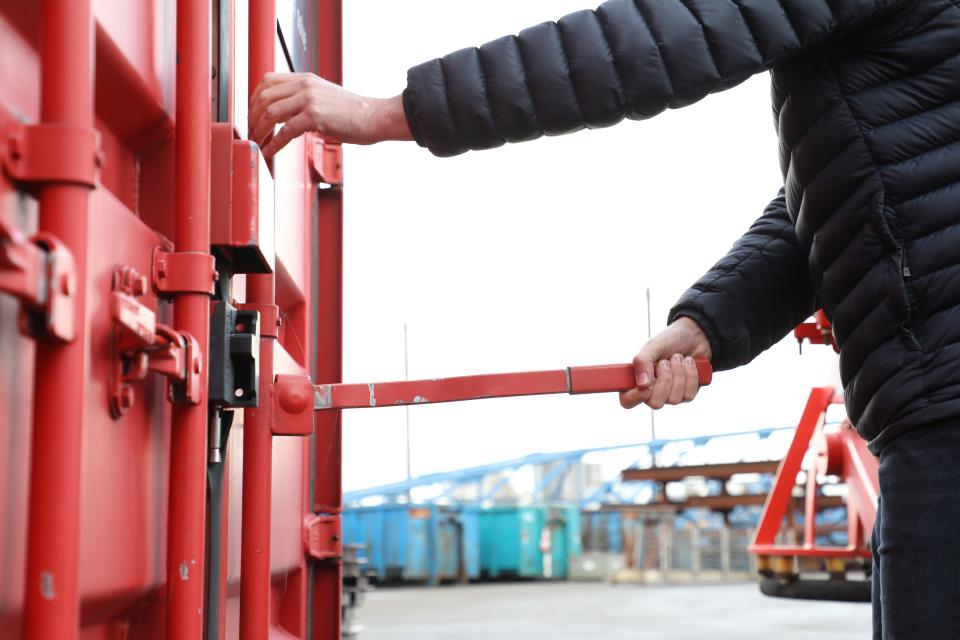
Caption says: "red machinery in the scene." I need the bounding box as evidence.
[749,315,879,601]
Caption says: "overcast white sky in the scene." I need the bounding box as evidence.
[339,0,840,492]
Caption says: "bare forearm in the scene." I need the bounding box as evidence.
[367,95,413,143]
[248,72,413,157]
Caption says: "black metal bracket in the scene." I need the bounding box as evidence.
[209,300,260,408]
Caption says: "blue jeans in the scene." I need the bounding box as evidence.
[872,420,960,639]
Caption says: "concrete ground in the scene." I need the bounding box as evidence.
[357,581,871,639]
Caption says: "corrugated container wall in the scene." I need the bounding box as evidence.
[0,0,345,638]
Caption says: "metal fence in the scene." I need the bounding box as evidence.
[626,515,756,581]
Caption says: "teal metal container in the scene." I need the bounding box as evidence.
[342,504,480,583]
[478,505,581,579]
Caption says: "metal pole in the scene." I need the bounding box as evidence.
[312,2,344,636]
[240,1,276,637]
[23,1,93,637]
[404,322,411,483]
[166,0,213,635]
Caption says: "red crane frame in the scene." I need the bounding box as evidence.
[748,318,879,600]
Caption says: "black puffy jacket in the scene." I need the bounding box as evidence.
[402,0,960,453]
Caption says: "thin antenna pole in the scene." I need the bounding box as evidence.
[404,323,411,484]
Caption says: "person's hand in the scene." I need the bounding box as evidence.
[619,317,713,410]
[248,72,412,158]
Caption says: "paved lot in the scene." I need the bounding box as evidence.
[357,581,871,639]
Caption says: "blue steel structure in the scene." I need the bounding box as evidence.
[343,426,797,506]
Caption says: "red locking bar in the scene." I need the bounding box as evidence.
[239,1,277,637]
[312,2,345,637]
[23,0,94,636]
[165,0,213,636]
[314,359,712,411]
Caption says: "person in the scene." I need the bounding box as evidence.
[249,1,960,637]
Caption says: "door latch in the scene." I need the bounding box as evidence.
[0,218,75,342]
[109,265,202,418]
[209,300,260,408]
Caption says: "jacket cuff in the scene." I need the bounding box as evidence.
[668,296,749,372]
[401,88,427,149]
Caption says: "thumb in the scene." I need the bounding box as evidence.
[634,339,667,389]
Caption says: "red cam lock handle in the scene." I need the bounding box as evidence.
[314,358,712,410]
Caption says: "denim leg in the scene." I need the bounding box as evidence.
[872,496,882,640]
[875,420,960,639]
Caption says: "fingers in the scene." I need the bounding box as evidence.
[261,111,313,158]
[646,359,673,409]
[249,73,318,145]
[633,336,671,390]
[249,72,312,110]
[666,354,686,405]
[619,386,651,410]
[249,84,308,143]
[682,356,700,402]
[251,93,309,148]
[620,353,703,411]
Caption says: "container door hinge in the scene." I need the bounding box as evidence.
[236,302,280,338]
[152,247,218,296]
[0,219,75,342]
[109,266,202,418]
[1,118,101,188]
[304,514,342,561]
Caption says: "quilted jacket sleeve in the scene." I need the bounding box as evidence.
[668,189,816,371]
[404,0,909,157]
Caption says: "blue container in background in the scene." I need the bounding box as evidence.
[342,505,480,583]
[344,503,580,583]
[607,511,623,552]
[478,505,581,579]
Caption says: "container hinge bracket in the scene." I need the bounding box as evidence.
[1,118,101,188]
[0,219,75,342]
[110,266,203,418]
[304,514,342,561]
[308,135,343,187]
[237,302,280,339]
[152,247,218,296]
